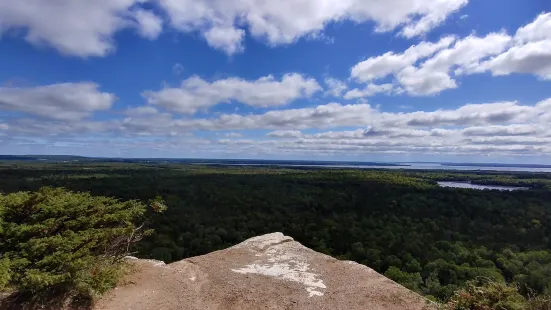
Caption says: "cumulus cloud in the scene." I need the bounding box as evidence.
[0,0,162,57]
[474,13,551,80]
[461,124,540,136]
[118,99,551,134]
[228,121,551,157]
[159,0,468,54]
[350,36,456,82]
[395,32,512,95]
[203,27,246,55]
[4,119,115,137]
[514,12,551,44]
[348,30,514,95]
[396,67,457,95]
[133,8,164,40]
[380,101,537,127]
[348,12,551,96]
[324,78,348,97]
[267,130,303,138]
[398,0,468,38]
[0,83,115,120]
[344,83,394,99]
[143,73,321,114]
[4,97,551,157]
[477,40,551,80]
[0,0,470,56]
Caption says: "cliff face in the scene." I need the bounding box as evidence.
[95,233,432,310]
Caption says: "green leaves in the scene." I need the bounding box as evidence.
[0,187,159,301]
[444,279,527,310]
[0,258,10,290]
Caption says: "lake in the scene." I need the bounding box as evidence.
[437,181,529,191]
[215,163,551,172]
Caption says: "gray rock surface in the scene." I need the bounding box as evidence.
[95,233,433,310]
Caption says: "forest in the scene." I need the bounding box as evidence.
[0,161,550,303]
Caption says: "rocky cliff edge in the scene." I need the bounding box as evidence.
[95,233,433,310]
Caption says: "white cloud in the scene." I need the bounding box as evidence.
[125,106,160,116]
[133,8,163,40]
[399,0,468,38]
[324,78,348,97]
[350,36,456,82]
[0,0,162,57]
[397,32,512,95]
[203,26,245,55]
[267,130,303,138]
[475,13,551,80]
[461,124,540,136]
[380,101,537,127]
[514,12,551,44]
[143,73,321,114]
[478,40,551,80]
[4,119,115,137]
[349,13,551,96]
[396,66,458,95]
[203,103,376,130]
[362,127,433,138]
[344,83,394,99]
[234,118,551,157]
[422,33,512,72]
[159,0,468,54]
[0,83,115,120]
[115,99,551,135]
[5,97,551,158]
[0,0,470,56]
[537,98,551,110]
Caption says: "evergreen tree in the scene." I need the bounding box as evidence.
[0,187,165,301]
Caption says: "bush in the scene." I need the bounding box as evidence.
[526,293,551,310]
[0,187,165,302]
[442,278,527,310]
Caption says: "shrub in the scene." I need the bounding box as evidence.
[0,187,165,302]
[526,292,551,310]
[442,278,526,310]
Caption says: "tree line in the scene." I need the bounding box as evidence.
[0,162,550,304]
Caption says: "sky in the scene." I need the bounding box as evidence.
[1,0,551,163]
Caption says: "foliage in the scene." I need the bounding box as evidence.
[385,266,423,291]
[441,278,551,310]
[526,293,551,310]
[0,163,550,302]
[442,279,526,310]
[0,187,165,302]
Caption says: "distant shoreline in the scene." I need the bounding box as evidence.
[1,155,551,172]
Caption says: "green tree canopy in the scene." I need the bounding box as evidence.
[0,187,164,301]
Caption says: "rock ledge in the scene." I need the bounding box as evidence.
[96,233,432,310]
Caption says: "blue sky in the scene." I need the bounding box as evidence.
[0,0,550,162]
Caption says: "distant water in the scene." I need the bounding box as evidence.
[214,162,551,173]
[405,163,551,173]
[437,181,529,191]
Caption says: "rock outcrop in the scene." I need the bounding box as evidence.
[95,233,432,310]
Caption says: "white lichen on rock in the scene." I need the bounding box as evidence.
[231,232,326,297]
